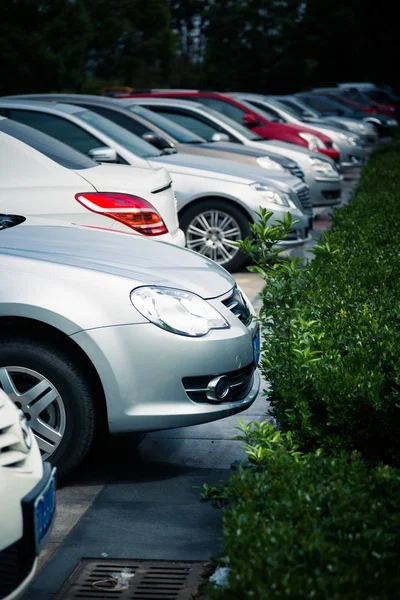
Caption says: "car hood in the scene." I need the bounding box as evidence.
[256,139,330,160]
[261,120,332,143]
[0,218,234,299]
[151,152,299,188]
[195,141,294,167]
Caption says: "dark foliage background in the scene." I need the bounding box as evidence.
[0,0,396,95]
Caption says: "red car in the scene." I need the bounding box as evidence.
[120,90,340,161]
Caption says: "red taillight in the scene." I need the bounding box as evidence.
[363,107,377,114]
[75,192,168,236]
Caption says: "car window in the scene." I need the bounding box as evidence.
[82,105,149,137]
[7,109,103,155]
[203,107,263,141]
[76,110,161,158]
[196,97,247,122]
[0,118,97,169]
[300,96,338,114]
[126,105,206,143]
[148,107,226,141]
[246,100,284,122]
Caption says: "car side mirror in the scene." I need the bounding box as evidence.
[211,132,230,142]
[242,113,259,128]
[142,131,174,150]
[88,146,118,163]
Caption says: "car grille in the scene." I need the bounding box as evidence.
[0,401,28,469]
[288,164,305,179]
[221,287,252,326]
[183,364,255,404]
[295,185,313,214]
[0,539,35,599]
[322,189,341,200]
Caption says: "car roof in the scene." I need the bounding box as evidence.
[124,97,209,110]
[0,99,86,115]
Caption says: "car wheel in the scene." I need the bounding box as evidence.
[180,199,251,272]
[0,338,96,477]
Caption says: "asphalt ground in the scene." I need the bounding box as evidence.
[22,169,362,599]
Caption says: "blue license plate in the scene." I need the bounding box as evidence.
[253,326,261,366]
[34,468,56,551]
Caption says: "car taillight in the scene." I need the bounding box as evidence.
[75,192,168,236]
[363,107,377,114]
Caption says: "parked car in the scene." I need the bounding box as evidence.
[0,214,261,475]
[6,93,306,178]
[123,91,340,161]
[261,95,378,145]
[337,85,400,120]
[296,92,397,137]
[310,88,394,118]
[233,93,367,169]
[0,386,55,600]
[130,97,342,206]
[0,117,184,247]
[0,101,312,271]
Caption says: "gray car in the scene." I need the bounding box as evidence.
[128,97,343,206]
[234,94,367,169]
[0,100,313,271]
[0,214,260,476]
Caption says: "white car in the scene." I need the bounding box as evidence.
[0,389,56,600]
[0,118,185,247]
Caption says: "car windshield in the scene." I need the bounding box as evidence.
[0,118,98,170]
[126,104,206,143]
[76,110,162,158]
[204,107,263,141]
[272,98,317,119]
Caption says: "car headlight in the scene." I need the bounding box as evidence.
[310,158,339,179]
[130,286,229,337]
[298,132,326,149]
[250,182,296,208]
[337,132,359,146]
[256,156,285,172]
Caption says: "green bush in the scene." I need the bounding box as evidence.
[204,442,400,600]
[238,143,400,465]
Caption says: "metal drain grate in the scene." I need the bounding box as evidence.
[54,559,206,600]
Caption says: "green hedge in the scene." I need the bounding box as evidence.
[241,142,400,465]
[206,448,400,600]
[202,144,400,598]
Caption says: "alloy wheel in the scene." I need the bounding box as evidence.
[0,366,66,459]
[186,209,242,265]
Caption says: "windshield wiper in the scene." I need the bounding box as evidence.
[0,214,26,230]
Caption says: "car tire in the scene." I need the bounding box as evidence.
[180,199,251,272]
[0,338,96,477]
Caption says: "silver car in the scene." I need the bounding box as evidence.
[234,94,367,169]
[0,100,312,271]
[0,214,260,476]
[129,97,343,207]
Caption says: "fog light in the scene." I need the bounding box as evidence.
[206,375,230,402]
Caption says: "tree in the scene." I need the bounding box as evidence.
[202,0,308,93]
[85,0,174,88]
[0,0,92,95]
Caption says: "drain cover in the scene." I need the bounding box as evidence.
[54,559,207,599]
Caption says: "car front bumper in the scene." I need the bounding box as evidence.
[71,308,261,433]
